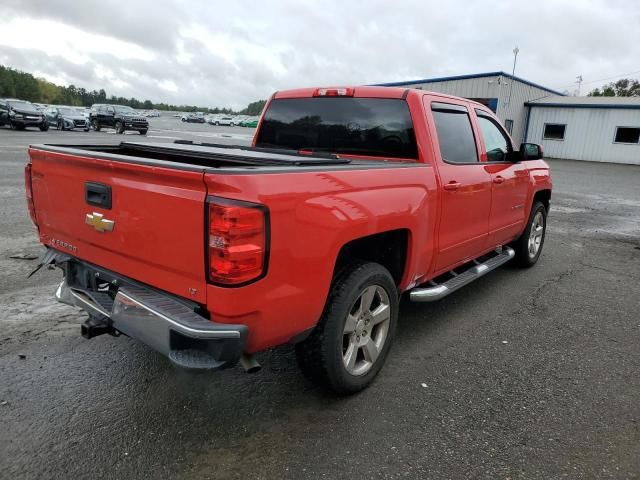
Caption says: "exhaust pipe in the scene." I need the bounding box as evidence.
[239,354,261,373]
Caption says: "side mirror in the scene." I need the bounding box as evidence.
[520,143,543,160]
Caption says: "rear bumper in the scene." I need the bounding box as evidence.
[52,255,247,371]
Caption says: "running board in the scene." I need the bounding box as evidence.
[409,246,515,302]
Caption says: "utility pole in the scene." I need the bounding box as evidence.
[576,75,583,96]
[507,46,519,105]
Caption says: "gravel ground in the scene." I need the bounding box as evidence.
[0,119,639,480]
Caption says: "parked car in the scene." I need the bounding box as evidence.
[0,99,48,130]
[181,112,205,123]
[26,86,551,394]
[44,106,90,131]
[212,116,236,126]
[89,104,148,134]
[239,118,259,128]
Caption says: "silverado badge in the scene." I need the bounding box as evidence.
[85,212,115,232]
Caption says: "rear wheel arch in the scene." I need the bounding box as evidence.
[332,229,410,288]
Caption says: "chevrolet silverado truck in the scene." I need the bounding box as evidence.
[25,86,551,394]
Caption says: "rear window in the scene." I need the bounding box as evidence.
[255,97,418,159]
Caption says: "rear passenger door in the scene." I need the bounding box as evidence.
[426,99,493,272]
[473,109,530,246]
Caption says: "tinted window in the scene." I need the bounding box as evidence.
[614,127,640,144]
[543,124,566,140]
[477,115,511,162]
[431,107,478,164]
[256,98,417,159]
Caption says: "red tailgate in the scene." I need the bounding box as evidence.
[29,148,208,304]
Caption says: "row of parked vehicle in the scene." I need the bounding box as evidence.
[180,112,259,127]
[0,99,149,134]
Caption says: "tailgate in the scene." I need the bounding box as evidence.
[29,147,208,304]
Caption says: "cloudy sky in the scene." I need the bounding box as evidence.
[1,0,638,109]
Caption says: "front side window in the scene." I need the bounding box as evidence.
[543,123,566,140]
[256,97,418,159]
[614,127,640,144]
[431,104,478,164]
[477,114,511,162]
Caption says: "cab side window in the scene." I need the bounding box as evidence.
[431,103,478,164]
[476,112,512,162]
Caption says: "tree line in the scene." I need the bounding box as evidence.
[0,65,266,114]
[588,78,640,97]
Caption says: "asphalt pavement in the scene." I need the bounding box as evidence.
[0,118,639,479]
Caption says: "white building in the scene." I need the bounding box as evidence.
[524,96,640,165]
[375,71,563,145]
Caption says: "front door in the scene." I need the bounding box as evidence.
[473,111,530,245]
[427,99,493,272]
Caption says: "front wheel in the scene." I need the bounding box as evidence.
[139,129,147,135]
[295,261,398,395]
[511,201,547,267]
[57,119,64,130]
[39,123,49,131]
[92,119,101,131]
[114,120,124,134]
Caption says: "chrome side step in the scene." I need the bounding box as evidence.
[409,246,515,302]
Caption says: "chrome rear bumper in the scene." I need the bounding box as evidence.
[55,275,247,371]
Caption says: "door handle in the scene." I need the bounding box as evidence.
[443,181,461,191]
[493,176,505,184]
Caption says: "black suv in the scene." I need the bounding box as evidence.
[0,99,49,131]
[89,104,148,134]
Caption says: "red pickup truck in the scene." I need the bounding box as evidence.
[25,86,551,393]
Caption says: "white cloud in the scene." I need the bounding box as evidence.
[0,0,638,109]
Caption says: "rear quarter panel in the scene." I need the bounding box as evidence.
[205,165,437,352]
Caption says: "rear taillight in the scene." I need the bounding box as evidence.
[207,197,268,286]
[313,87,354,97]
[24,163,38,227]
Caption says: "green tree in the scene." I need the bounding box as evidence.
[588,78,640,97]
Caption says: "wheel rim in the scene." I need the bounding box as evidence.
[528,211,545,258]
[58,120,63,130]
[342,285,391,376]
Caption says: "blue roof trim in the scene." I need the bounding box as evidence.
[526,102,640,110]
[373,71,565,96]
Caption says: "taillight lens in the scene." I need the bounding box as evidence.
[24,163,38,227]
[207,198,268,285]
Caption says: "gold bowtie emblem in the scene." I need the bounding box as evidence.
[85,212,115,232]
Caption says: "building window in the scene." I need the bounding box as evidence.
[614,127,640,144]
[543,123,566,140]
[504,119,514,135]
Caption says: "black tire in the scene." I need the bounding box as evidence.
[39,123,49,132]
[215,121,219,126]
[139,129,147,135]
[57,119,64,131]
[114,120,124,134]
[295,261,398,395]
[511,201,547,267]
[7,120,14,130]
[92,119,101,132]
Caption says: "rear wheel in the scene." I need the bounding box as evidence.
[295,261,398,395]
[512,201,547,267]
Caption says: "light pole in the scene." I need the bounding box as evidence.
[507,46,519,105]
